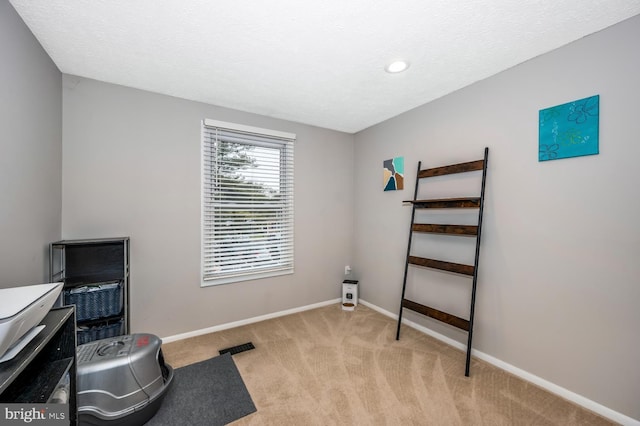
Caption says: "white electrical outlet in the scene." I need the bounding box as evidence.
[344,265,351,275]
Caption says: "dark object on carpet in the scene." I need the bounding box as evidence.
[146,352,256,426]
[219,342,255,356]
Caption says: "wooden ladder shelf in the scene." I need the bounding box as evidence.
[396,148,488,377]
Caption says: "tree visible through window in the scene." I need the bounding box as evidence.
[202,120,294,285]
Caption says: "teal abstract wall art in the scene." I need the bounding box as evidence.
[539,95,599,161]
[383,157,404,191]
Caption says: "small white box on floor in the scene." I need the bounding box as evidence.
[342,280,358,311]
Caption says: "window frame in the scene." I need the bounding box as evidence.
[201,119,295,286]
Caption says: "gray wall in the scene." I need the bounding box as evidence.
[0,2,62,287]
[354,15,640,419]
[61,76,355,338]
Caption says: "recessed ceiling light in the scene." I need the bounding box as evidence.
[385,60,410,73]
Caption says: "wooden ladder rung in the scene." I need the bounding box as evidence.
[412,224,478,236]
[402,299,470,331]
[406,197,480,209]
[418,159,484,178]
[408,256,475,276]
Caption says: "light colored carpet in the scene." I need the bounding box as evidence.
[161,304,614,425]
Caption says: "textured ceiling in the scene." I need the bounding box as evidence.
[9,1,640,133]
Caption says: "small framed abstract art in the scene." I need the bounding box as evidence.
[538,95,599,161]
[383,157,404,191]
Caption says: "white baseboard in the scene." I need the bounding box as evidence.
[359,299,639,426]
[161,298,341,344]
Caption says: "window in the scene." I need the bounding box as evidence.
[202,119,295,285]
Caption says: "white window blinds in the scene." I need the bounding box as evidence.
[202,119,295,285]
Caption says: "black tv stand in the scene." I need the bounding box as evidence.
[0,307,77,425]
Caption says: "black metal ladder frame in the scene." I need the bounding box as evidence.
[396,147,488,377]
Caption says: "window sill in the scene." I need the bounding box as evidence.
[201,268,294,287]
